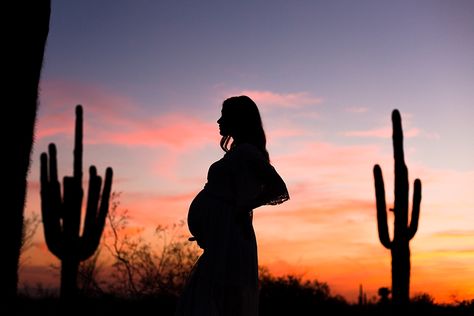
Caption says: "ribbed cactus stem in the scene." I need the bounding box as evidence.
[40,105,113,299]
[373,109,422,306]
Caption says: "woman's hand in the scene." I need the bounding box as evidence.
[189,236,206,249]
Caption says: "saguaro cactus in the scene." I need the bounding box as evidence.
[3,0,50,300]
[373,109,422,306]
[40,105,113,299]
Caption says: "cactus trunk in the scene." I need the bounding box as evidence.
[373,109,422,306]
[3,0,50,300]
[40,105,113,299]
[61,257,80,298]
[391,240,410,304]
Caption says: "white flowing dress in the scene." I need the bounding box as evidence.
[175,143,289,316]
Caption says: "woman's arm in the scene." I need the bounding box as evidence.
[233,144,289,210]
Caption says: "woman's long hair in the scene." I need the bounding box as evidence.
[220,95,270,162]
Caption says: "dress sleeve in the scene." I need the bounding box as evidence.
[231,144,289,209]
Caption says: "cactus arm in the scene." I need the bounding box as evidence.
[79,167,113,260]
[100,168,113,218]
[95,167,113,243]
[79,166,102,259]
[95,167,113,241]
[408,179,422,240]
[40,144,63,258]
[374,164,392,249]
[48,143,58,185]
[83,166,101,239]
[47,143,64,220]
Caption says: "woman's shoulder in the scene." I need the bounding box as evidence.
[230,143,265,160]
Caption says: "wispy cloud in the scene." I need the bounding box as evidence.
[230,89,322,109]
[342,127,420,138]
[345,106,368,113]
[431,230,474,239]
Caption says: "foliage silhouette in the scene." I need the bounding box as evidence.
[373,109,422,306]
[103,193,200,298]
[358,284,368,305]
[12,294,474,316]
[40,105,113,299]
[378,286,391,306]
[45,192,200,299]
[258,267,348,315]
[19,212,41,269]
[3,0,50,301]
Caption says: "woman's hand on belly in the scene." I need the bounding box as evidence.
[189,235,207,249]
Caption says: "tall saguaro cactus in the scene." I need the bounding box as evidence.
[3,0,50,301]
[373,109,422,306]
[40,105,113,299]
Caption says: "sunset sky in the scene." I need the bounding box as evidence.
[22,0,474,303]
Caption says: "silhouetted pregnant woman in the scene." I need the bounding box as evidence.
[175,95,290,316]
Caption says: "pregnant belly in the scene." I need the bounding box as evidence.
[187,190,212,240]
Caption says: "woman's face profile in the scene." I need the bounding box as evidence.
[217,107,232,136]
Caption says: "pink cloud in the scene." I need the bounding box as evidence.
[40,79,137,119]
[36,121,72,139]
[37,79,144,141]
[95,114,217,149]
[37,79,218,150]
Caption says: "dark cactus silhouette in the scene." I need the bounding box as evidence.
[373,109,422,306]
[3,0,50,300]
[40,105,113,299]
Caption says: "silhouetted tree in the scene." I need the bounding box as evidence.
[104,195,200,298]
[19,212,41,268]
[40,105,113,299]
[373,109,422,306]
[258,268,347,315]
[411,292,435,305]
[77,249,106,297]
[3,0,50,300]
[40,192,199,299]
[377,287,391,305]
[358,284,368,306]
